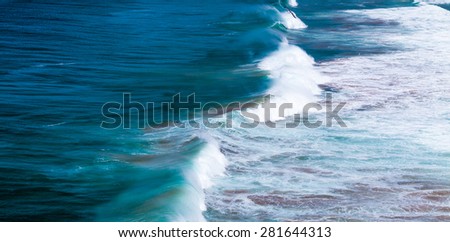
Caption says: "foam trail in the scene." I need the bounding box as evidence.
[179,134,228,221]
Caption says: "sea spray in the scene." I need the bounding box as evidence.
[177,1,323,220]
[253,38,327,121]
[280,10,307,29]
[180,134,228,221]
[288,0,299,8]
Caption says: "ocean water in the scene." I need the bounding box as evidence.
[0,0,449,221]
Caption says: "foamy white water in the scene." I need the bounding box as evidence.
[330,5,450,152]
[253,40,326,121]
[247,7,321,122]
[205,4,450,222]
[288,0,299,7]
[280,11,307,29]
[179,134,228,221]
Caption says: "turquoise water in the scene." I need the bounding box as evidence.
[1,0,449,221]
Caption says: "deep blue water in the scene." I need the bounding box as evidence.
[1,0,449,221]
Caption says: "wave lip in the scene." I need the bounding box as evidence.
[280,11,307,29]
[178,0,324,221]
[179,134,228,221]
[288,0,299,7]
[254,39,327,121]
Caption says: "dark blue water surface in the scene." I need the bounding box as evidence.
[0,0,281,221]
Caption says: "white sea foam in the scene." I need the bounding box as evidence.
[192,135,228,192]
[205,3,450,222]
[288,0,299,7]
[263,4,306,29]
[280,11,307,29]
[175,3,311,221]
[178,134,228,221]
[252,39,327,121]
[245,5,324,121]
[324,5,450,152]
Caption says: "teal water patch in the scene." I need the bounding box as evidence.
[439,4,450,10]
